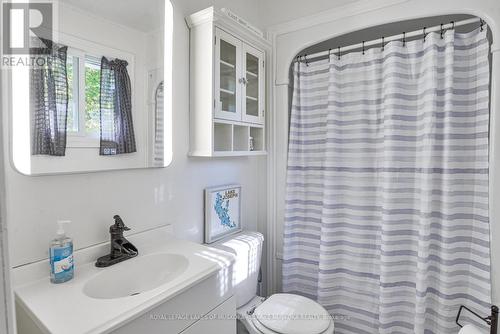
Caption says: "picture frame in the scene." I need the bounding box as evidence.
[204,184,242,243]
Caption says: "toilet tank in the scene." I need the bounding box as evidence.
[210,231,264,308]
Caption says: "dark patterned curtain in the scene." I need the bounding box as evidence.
[30,38,68,156]
[100,57,136,155]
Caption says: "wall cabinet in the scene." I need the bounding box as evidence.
[187,7,271,157]
[215,28,265,125]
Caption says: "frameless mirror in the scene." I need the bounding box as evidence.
[4,0,172,175]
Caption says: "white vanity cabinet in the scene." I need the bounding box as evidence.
[14,227,237,334]
[16,271,235,334]
[187,7,271,157]
[113,272,235,334]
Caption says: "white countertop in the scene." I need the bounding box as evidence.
[14,226,235,334]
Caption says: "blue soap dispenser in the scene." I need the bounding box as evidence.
[49,220,74,284]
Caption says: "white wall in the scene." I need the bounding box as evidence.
[2,0,267,270]
[268,0,500,306]
[258,0,356,28]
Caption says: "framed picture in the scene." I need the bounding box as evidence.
[204,184,242,243]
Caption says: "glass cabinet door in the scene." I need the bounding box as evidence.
[242,44,264,125]
[214,28,242,121]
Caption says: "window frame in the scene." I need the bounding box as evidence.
[60,38,135,149]
[67,48,87,138]
[65,48,103,148]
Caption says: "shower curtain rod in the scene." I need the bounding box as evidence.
[295,17,483,63]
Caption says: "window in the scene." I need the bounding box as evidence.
[66,49,102,140]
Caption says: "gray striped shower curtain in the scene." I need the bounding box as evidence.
[283,27,491,334]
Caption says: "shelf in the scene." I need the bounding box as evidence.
[233,125,250,151]
[213,151,267,157]
[250,127,264,151]
[246,71,258,78]
[189,150,267,157]
[220,60,236,69]
[220,88,235,95]
[214,118,264,128]
[210,121,265,156]
[214,123,232,151]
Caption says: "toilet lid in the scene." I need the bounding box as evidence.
[253,294,331,334]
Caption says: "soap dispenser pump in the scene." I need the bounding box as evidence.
[49,220,74,284]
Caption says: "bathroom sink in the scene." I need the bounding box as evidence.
[83,253,189,299]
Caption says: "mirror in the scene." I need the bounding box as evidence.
[5,0,172,174]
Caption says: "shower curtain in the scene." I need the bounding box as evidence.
[283,27,491,334]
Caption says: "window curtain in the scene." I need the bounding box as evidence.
[30,38,68,156]
[153,81,164,166]
[100,57,136,155]
[283,27,491,334]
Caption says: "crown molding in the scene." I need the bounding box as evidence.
[266,0,411,36]
[185,6,272,51]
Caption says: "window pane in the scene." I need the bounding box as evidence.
[245,53,259,117]
[219,39,236,113]
[85,56,101,133]
[66,56,79,132]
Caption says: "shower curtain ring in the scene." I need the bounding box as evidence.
[381,37,385,51]
[440,24,444,39]
[480,19,484,31]
[305,54,309,66]
[362,41,365,55]
[402,32,406,47]
[337,46,341,60]
[423,27,427,42]
[451,21,455,30]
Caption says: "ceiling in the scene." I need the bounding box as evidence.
[60,0,364,33]
[62,0,164,33]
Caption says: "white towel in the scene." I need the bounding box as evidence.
[458,324,487,334]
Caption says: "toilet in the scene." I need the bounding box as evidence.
[211,231,334,334]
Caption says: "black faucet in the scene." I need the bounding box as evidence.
[95,215,138,267]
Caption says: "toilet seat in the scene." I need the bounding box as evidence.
[239,294,334,334]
